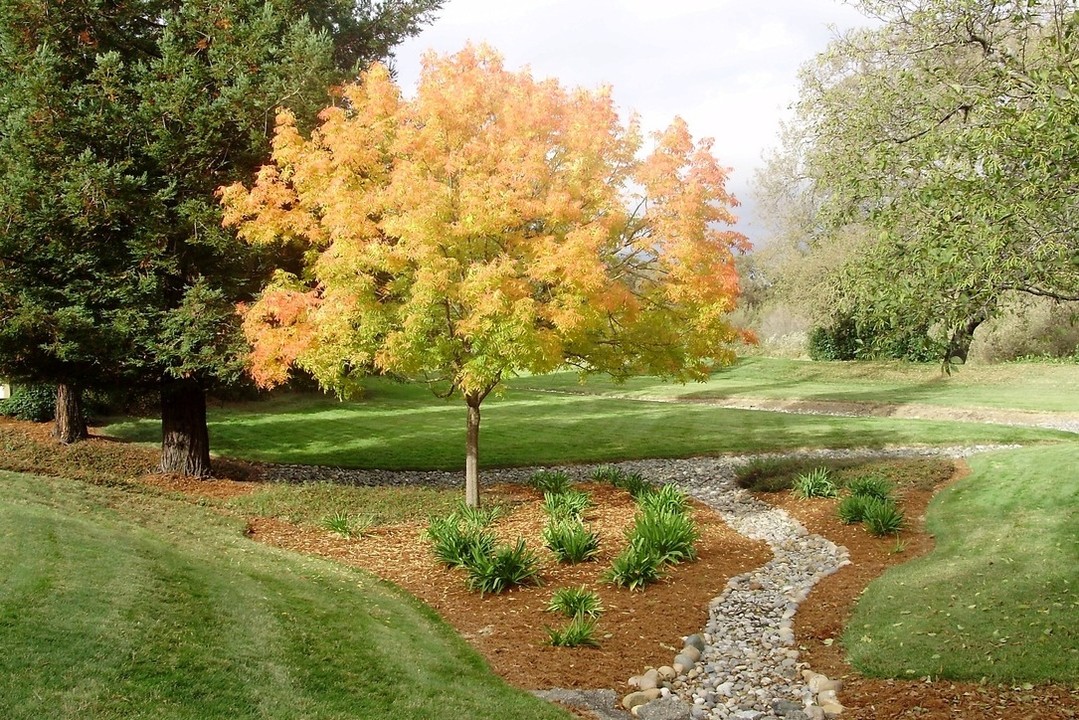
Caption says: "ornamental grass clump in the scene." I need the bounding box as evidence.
[847,475,894,502]
[792,467,839,499]
[426,514,497,569]
[863,498,905,537]
[837,494,873,525]
[465,538,542,595]
[604,541,664,591]
[530,469,572,494]
[612,470,652,499]
[590,465,624,484]
[320,511,372,538]
[542,489,591,521]
[628,508,698,565]
[547,586,604,619]
[637,483,690,515]
[543,519,600,563]
[546,615,600,647]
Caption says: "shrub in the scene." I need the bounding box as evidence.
[637,483,690,515]
[530,469,572,494]
[792,467,839,499]
[546,586,604,618]
[543,519,600,563]
[0,384,57,422]
[846,475,894,502]
[426,514,496,568]
[807,318,860,361]
[465,538,542,595]
[863,499,905,537]
[837,494,873,525]
[546,615,600,647]
[542,489,591,520]
[629,509,698,564]
[321,512,372,538]
[604,542,664,591]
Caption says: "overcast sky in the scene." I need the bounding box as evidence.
[391,0,871,247]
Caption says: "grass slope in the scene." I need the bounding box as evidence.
[512,357,1079,413]
[0,471,570,720]
[844,445,1079,684]
[103,380,1071,469]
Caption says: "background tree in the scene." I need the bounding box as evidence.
[0,0,442,466]
[222,46,750,505]
[0,3,156,443]
[761,0,1079,362]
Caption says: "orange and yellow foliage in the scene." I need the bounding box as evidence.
[220,45,750,398]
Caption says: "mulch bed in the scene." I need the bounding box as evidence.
[247,482,771,690]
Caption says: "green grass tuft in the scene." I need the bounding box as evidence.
[543,519,600,563]
[611,470,653,498]
[320,510,372,538]
[627,509,698,565]
[465,539,543,595]
[837,494,873,525]
[846,475,894,501]
[542,489,592,521]
[636,483,690,515]
[546,586,604,618]
[792,467,839,499]
[530,469,572,494]
[426,514,497,569]
[546,616,600,648]
[862,498,905,537]
[604,542,664,591]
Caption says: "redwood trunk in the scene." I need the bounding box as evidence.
[160,379,211,477]
[53,383,88,444]
[465,397,481,508]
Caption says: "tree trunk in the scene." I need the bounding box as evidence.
[465,395,481,508]
[53,383,88,444]
[946,308,990,364]
[160,378,211,477]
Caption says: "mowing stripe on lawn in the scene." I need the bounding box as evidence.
[0,470,571,720]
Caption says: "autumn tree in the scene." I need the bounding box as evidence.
[766,0,1079,362]
[222,46,749,506]
[0,0,442,465]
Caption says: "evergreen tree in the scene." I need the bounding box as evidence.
[0,0,442,466]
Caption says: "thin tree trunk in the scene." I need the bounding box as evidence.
[465,395,481,508]
[160,378,211,477]
[53,383,88,444]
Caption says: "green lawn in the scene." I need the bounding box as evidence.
[103,378,1073,469]
[0,470,570,720]
[511,357,1079,413]
[844,445,1079,683]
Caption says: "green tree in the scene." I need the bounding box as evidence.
[0,5,155,443]
[769,0,1079,362]
[0,0,442,465]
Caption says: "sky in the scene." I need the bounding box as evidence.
[391,0,871,247]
